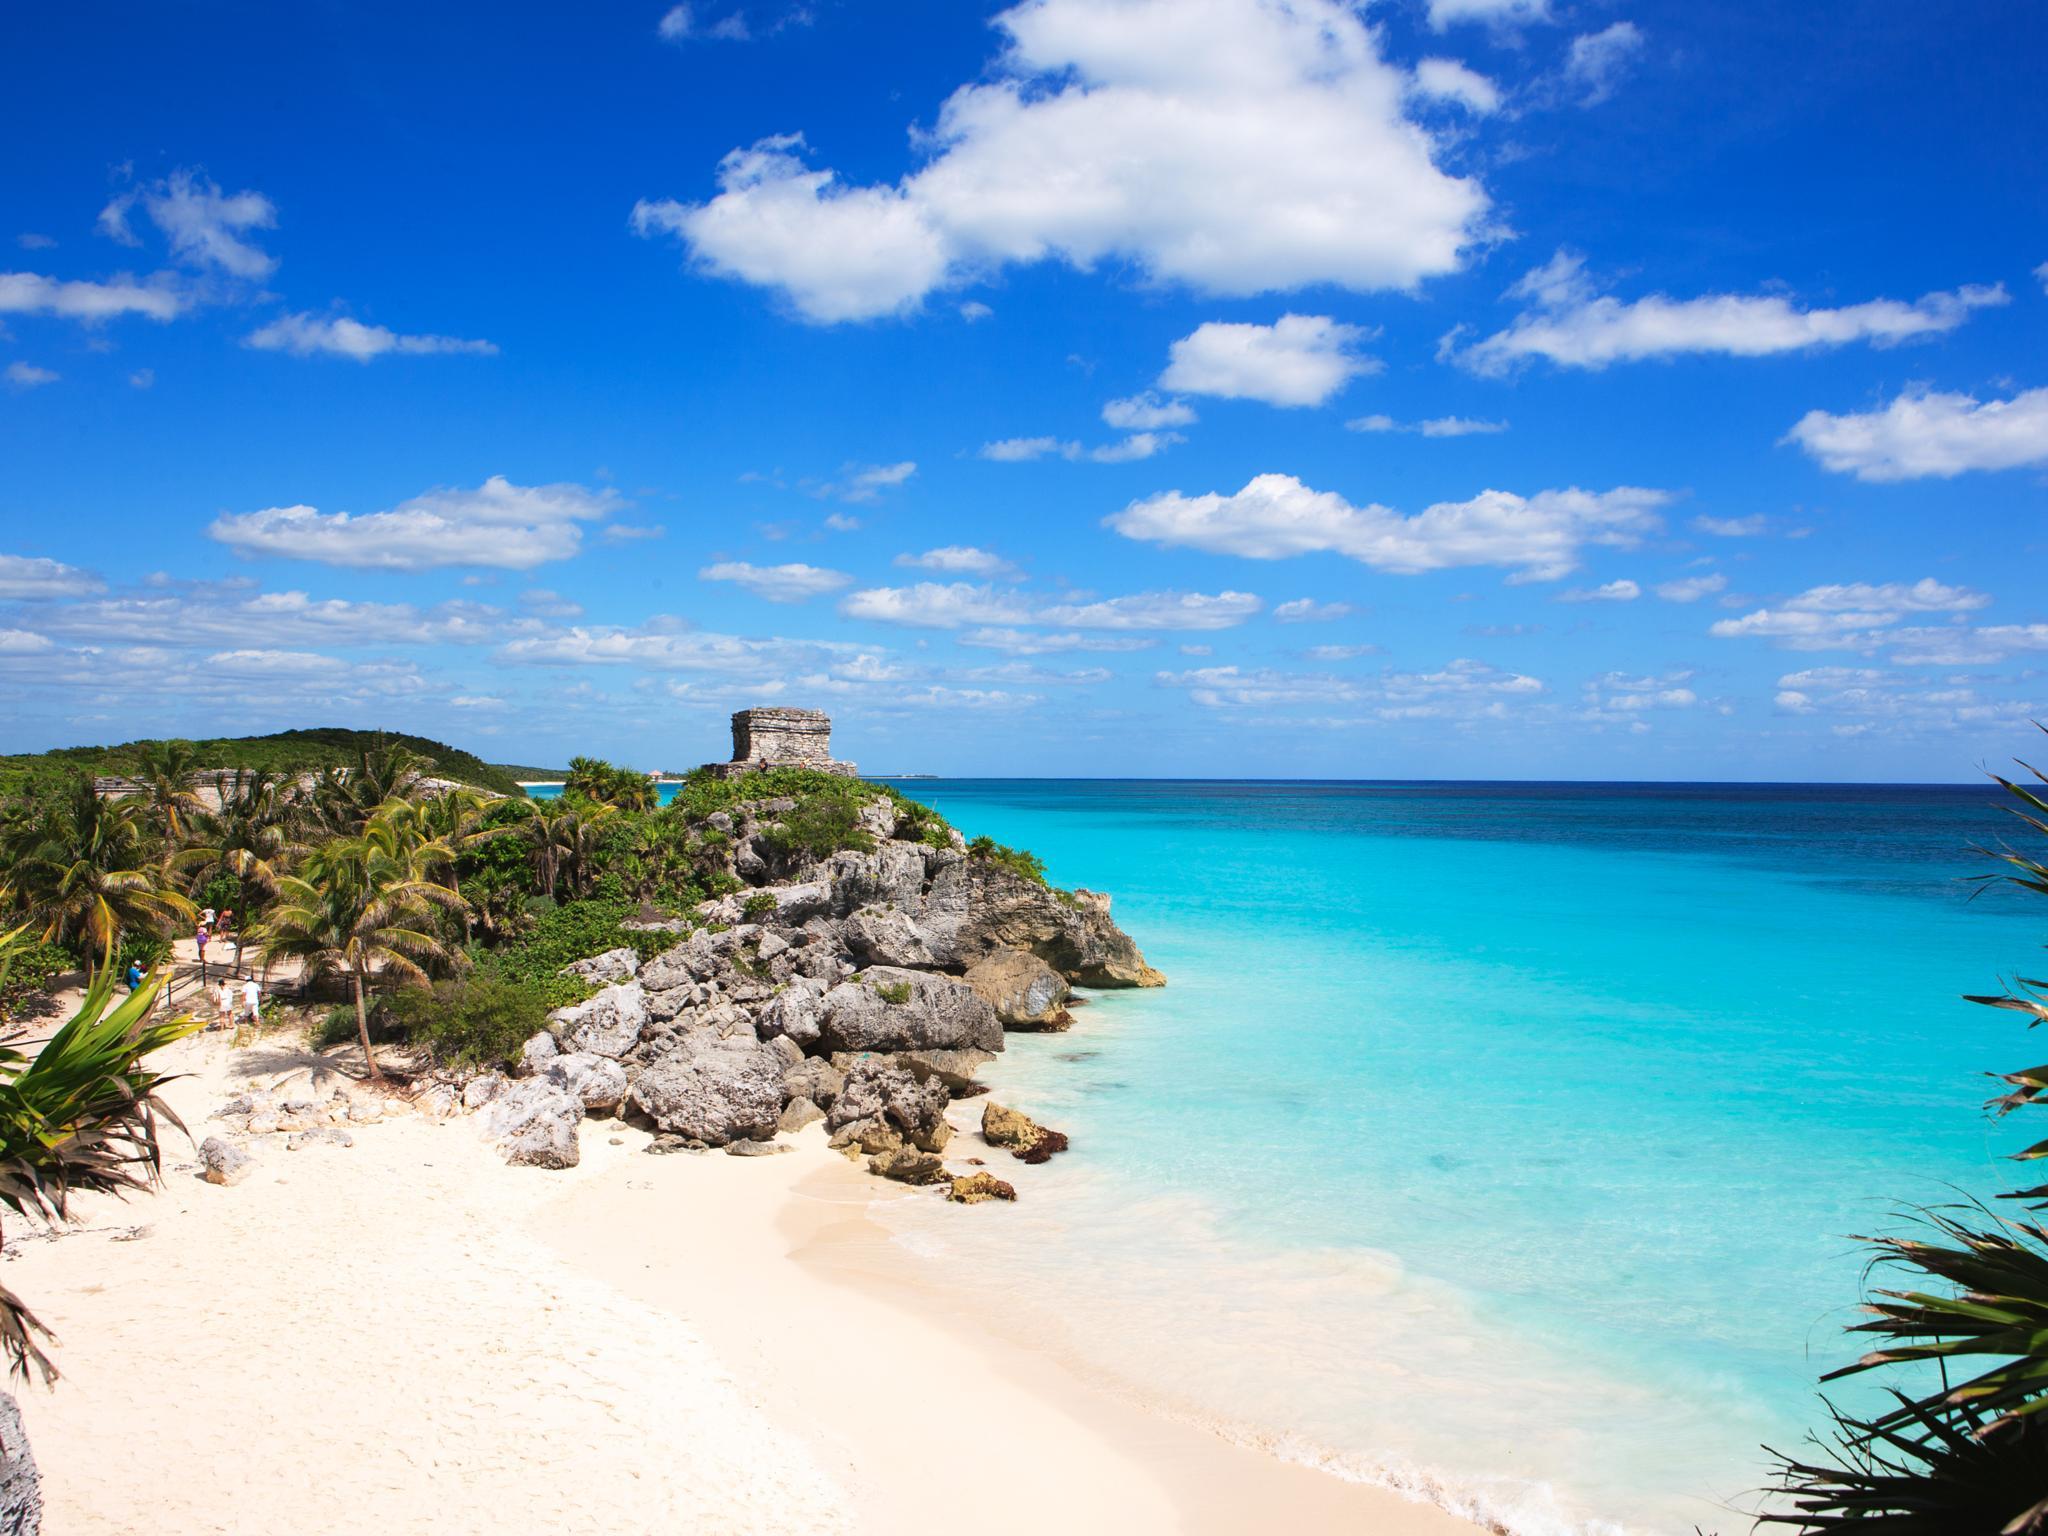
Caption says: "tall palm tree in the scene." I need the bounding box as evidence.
[520,799,613,899]
[186,769,299,970]
[0,928,201,1383]
[0,779,193,972]
[307,739,425,837]
[129,740,204,847]
[256,811,466,1080]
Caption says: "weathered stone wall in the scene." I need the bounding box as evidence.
[704,707,857,778]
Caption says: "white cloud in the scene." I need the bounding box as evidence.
[602,522,666,542]
[1088,431,1181,462]
[1693,514,1766,537]
[2036,261,2048,295]
[1348,412,1508,436]
[518,588,583,619]
[5,362,57,387]
[1655,573,1727,602]
[1273,598,1354,623]
[497,621,854,676]
[1158,656,1542,716]
[980,436,1069,462]
[129,368,154,389]
[825,460,917,503]
[699,560,853,602]
[1411,58,1501,114]
[1562,22,1645,106]
[958,628,1156,655]
[1451,250,2007,375]
[0,555,104,598]
[959,300,993,322]
[1102,392,1196,430]
[244,312,498,362]
[1108,473,1669,581]
[1305,643,1379,660]
[208,475,623,571]
[822,513,861,533]
[15,235,55,251]
[1581,670,1697,717]
[1768,666,2042,735]
[1160,314,1377,407]
[1783,384,2048,481]
[1559,579,1640,602]
[0,630,53,655]
[841,582,1259,631]
[1428,0,1552,29]
[895,546,1017,577]
[632,0,1490,322]
[100,170,277,279]
[978,431,1182,463]
[1710,578,1992,651]
[658,4,694,39]
[0,271,185,323]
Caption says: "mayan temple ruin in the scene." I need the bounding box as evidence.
[701,707,857,778]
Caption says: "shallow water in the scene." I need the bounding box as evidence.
[858,780,2045,1535]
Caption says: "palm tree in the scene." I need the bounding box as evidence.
[519,799,613,899]
[129,740,205,847]
[307,738,425,837]
[186,769,299,970]
[0,779,194,972]
[256,811,466,1080]
[0,928,202,1383]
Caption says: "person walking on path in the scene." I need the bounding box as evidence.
[240,975,261,1026]
[196,924,210,982]
[213,979,234,1032]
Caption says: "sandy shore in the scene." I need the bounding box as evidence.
[6,1026,1476,1534]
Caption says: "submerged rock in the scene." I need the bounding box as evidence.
[948,1172,1017,1204]
[981,1101,1070,1163]
[868,1147,947,1185]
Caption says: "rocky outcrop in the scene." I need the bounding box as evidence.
[981,1101,1070,1163]
[948,1172,1017,1204]
[825,1058,951,1153]
[818,967,1002,1055]
[562,946,640,986]
[868,1148,947,1185]
[549,980,647,1059]
[545,1052,629,1113]
[628,1032,786,1145]
[964,947,1071,1029]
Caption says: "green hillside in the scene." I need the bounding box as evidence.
[0,728,528,799]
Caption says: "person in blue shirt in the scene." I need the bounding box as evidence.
[124,961,144,991]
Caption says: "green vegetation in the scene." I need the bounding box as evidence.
[564,756,656,811]
[873,979,913,1005]
[472,897,681,1010]
[742,892,778,919]
[1765,736,2048,1530]
[0,728,524,800]
[384,977,551,1072]
[967,834,1048,888]
[0,931,202,1381]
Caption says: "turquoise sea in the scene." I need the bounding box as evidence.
[873,780,2040,1535]
[549,776,2041,1531]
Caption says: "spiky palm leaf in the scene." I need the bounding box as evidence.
[0,929,202,1382]
[0,779,194,965]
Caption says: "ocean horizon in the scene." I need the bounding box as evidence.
[555,774,2036,1536]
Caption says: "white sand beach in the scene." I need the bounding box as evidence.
[6,1024,1477,1535]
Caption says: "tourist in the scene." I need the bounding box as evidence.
[241,975,262,1026]
[213,979,234,1032]
[200,906,216,929]
[124,959,144,991]
[196,923,210,980]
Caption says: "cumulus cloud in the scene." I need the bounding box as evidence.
[895,546,1017,577]
[824,461,917,503]
[980,436,1067,462]
[1102,392,1196,430]
[1710,578,1991,651]
[1411,58,1501,114]
[1693,514,1767,537]
[978,431,1183,463]
[1160,315,1377,407]
[1348,412,1507,437]
[1449,250,2007,376]
[958,628,1157,655]
[631,0,1491,322]
[1580,670,1697,721]
[0,555,104,598]
[1559,579,1640,602]
[1428,0,1552,29]
[1158,656,1542,717]
[244,312,498,362]
[0,630,54,656]
[497,620,855,676]
[0,271,185,323]
[1771,665,2043,736]
[100,170,277,279]
[841,581,1259,632]
[1562,22,1645,106]
[1107,473,1669,581]
[1273,598,1355,622]
[699,561,853,602]
[1784,384,2048,481]
[208,475,623,571]
[5,362,57,388]
[1655,572,1727,603]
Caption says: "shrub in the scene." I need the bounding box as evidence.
[874,979,913,1005]
[759,797,871,865]
[386,977,551,1071]
[742,893,777,918]
[473,898,683,1010]
[0,938,75,1019]
[967,835,1048,888]
[115,933,172,974]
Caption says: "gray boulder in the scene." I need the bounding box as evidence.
[825,1058,952,1153]
[199,1136,254,1186]
[481,1080,582,1169]
[0,1391,41,1536]
[964,946,1072,1029]
[546,1051,629,1113]
[778,1096,824,1133]
[819,967,1002,1055]
[518,1029,560,1074]
[755,975,830,1049]
[548,979,647,1059]
[461,1072,510,1110]
[627,1032,787,1145]
[724,1137,790,1157]
[895,1047,996,1094]
[782,1056,844,1110]
[562,946,641,986]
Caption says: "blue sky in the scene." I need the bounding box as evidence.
[2,0,2044,780]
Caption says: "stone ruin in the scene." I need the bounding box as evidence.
[700,707,857,779]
